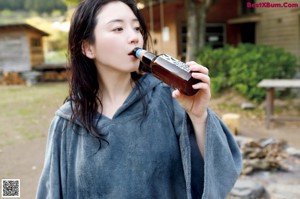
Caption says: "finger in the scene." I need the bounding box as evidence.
[192,72,210,84]
[187,62,209,75]
[192,82,210,90]
[186,61,197,65]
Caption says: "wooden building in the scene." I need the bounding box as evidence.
[0,23,49,72]
[139,0,300,64]
[227,0,300,64]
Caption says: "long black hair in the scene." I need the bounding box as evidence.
[67,0,150,143]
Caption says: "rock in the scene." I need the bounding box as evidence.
[235,136,254,148]
[259,138,278,148]
[239,137,290,175]
[228,179,268,199]
[241,102,255,110]
[268,184,300,199]
[22,71,41,87]
[286,147,300,158]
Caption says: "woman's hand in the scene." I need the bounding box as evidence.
[172,61,210,157]
[172,61,211,122]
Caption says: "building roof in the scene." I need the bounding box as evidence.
[0,23,49,36]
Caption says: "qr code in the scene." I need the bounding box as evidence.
[1,179,20,198]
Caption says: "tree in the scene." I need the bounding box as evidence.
[185,0,218,61]
[0,0,67,13]
[64,0,80,6]
[0,0,24,10]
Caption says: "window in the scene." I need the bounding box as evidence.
[240,23,255,44]
[31,38,41,47]
[180,23,225,59]
[205,24,225,48]
[31,38,42,53]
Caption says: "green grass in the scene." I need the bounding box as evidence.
[45,50,68,64]
[0,82,68,147]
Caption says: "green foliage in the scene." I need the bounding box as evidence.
[0,0,24,10]
[196,43,298,102]
[64,0,80,6]
[0,0,67,13]
[45,50,67,64]
[47,30,68,51]
[0,10,30,24]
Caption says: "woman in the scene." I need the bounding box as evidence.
[36,0,242,198]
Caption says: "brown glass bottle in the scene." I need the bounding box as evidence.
[132,47,200,96]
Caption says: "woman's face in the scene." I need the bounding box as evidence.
[85,1,144,74]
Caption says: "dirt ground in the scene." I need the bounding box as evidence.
[211,92,300,199]
[0,89,299,199]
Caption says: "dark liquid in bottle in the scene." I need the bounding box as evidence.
[132,48,200,96]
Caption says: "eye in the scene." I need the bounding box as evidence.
[135,26,141,32]
[113,27,123,32]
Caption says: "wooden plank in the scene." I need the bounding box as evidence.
[271,117,300,122]
[259,79,300,128]
[258,79,300,88]
[33,63,67,70]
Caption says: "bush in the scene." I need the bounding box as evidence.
[196,43,297,102]
[47,30,68,51]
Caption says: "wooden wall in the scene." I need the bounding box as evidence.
[255,0,300,64]
[0,24,47,73]
[28,31,45,67]
[0,31,31,72]
[141,2,179,58]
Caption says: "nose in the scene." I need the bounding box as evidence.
[128,29,140,44]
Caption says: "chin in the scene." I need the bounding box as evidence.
[128,64,140,72]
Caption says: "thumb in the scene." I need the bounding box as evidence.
[172,89,189,105]
[172,89,182,99]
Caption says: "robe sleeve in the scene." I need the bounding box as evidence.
[36,116,66,199]
[201,109,242,198]
[177,107,242,199]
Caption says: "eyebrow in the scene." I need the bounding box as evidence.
[106,18,139,24]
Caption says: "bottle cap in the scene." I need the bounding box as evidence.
[133,47,142,58]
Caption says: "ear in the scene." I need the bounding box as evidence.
[82,40,95,59]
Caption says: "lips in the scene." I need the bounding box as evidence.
[128,47,141,56]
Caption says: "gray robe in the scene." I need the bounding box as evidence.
[36,73,242,199]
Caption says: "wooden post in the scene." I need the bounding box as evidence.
[265,88,274,128]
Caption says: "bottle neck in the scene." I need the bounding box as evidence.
[133,48,156,66]
[141,52,156,67]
